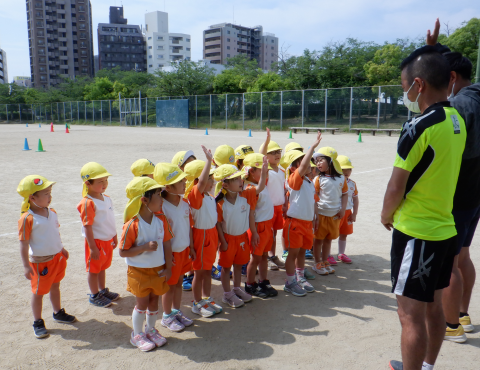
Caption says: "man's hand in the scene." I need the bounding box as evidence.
[381,214,394,231]
[426,18,440,46]
[266,127,271,142]
[61,248,69,260]
[262,155,268,172]
[89,246,100,260]
[201,145,213,162]
[145,241,158,252]
[24,266,34,280]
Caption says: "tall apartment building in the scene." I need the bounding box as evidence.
[144,11,191,73]
[97,6,146,72]
[26,0,95,89]
[0,48,7,84]
[203,23,278,70]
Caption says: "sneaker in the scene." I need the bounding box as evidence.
[161,314,185,332]
[241,263,248,276]
[175,310,194,327]
[270,255,285,269]
[337,254,352,264]
[53,308,76,324]
[459,315,474,333]
[304,267,316,280]
[305,249,314,259]
[130,331,156,352]
[205,297,223,314]
[445,325,467,343]
[282,250,289,260]
[33,319,49,339]
[327,255,338,266]
[222,291,244,308]
[192,300,216,318]
[259,279,278,297]
[312,262,329,276]
[182,274,193,291]
[211,266,221,280]
[99,287,119,301]
[245,282,268,298]
[324,261,335,274]
[233,287,252,303]
[283,281,307,297]
[145,326,167,347]
[389,360,403,370]
[296,274,315,293]
[88,292,112,308]
[268,259,279,270]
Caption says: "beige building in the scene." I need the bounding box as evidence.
[0,48,7,84]
[203,23,278,70]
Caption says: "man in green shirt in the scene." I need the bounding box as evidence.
[381,46,466,370]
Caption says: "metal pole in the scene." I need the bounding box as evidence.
[225,94,228,129]
[195,95,197,128]
[349,87,353,129]
[32,104,34,122]
[57,102,59,121]
[301,90,304,127]
[77,101,79,122]
[101,101,103,125]
[209,95,212,128]
[63,102,66,123]
[84,101,87,122]
[145,98,148,126]
[242,93,245,130]
[119,93,121,126]
[139,92,142,127]
[6,105,8,123]
[93,101,95,124]
[260,92,263,130]
[325,89,328,128]
[109,100,112,125]
[280,91,283,130]
[377,86,382,128]
[408,109,411,120]
[19,104,21,122]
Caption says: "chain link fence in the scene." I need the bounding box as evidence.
[0,85,410,130]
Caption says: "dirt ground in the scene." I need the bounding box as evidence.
[0,124,478,370]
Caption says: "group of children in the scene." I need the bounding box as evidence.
[17,129,359,351]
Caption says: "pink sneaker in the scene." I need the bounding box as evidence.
[337,254,352,264]
[130,331,156,352]
[327,255,338,266]
[233,287,252,303]
[175,310,194,327]
[161,314,185,332]
[144,326,167,347]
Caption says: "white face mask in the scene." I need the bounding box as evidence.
[448,82,456,100]
[403,80,422,113]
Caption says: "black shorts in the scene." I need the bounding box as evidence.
[452,206,480,254]
[391,229,456,302]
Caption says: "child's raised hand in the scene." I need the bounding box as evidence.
[313,131,322,148]
[201,145,213,162]
[266,127,271,142]
[262,155,269,171]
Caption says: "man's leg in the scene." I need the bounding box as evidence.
[425,290,446,366]
[458,247,476,313]
[441,256,462,326]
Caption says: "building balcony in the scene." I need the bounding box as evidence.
[60,55,68,60]
[205,40,221,47]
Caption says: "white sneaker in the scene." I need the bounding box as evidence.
[312,262,329,276]
[296,276,315,293]
[204,297,223,314]
[222,291,244,308]
[130,331,156,352]
[324,261,335,274]
[191,299,215,318]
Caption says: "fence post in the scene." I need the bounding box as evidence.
[63,102,66,123]
[408,109,411,121]
[195,95,197,128]
[70,102,73,123]
[93,101,95,124]
[77,101,79,122]
[377,86,382,128]
[6,105,8,123]
[139,92,142,127]
[280,91,283,130]
[101,101,103,125]
[145,98,148,126]
[84,102,87,123]
[209,95,212,128]
[225,94,228,129]
[242,93,245,130]
[325,89,328,128]
[260,92,263,130]
[349,87,353,129]
[109,100,112,125]
[19,104,21,123]
[301,90,304,127]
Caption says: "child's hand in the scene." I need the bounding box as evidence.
[189,247,196,261]
[24,266,34,280]
[201,145,213,162]
[251,232,260,247]
[220,240,228,252]
[266,127,271,142]
[312,131,322,148]
[160,268,172,282]
[348,213,356,223]
[314,217,320,232]
[112,235,118,249]
[335,209,345,220]
[90,246,100,260]
[282,204,288,218]
[61,248,69,260]
[262,155,268,171]
[145,241,158,252]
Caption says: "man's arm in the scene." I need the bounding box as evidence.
[381,167,410,230]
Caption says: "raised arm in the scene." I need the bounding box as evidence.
[255,155,269,195]
[298,131,322,177]
[197,145,213,194]
[259,127,271,155]
[426,18,440,46]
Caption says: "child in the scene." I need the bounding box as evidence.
[243,153,277,298]
[234,145,254,169]
[282,131,322,296]
[214,160,268,307]
[336,155,359,264]
[214,145,236,167]
[154,163,195,331]
[119,177,172,352]
[17,175,76,338]
[131,159,155,178]
[77,162,119,307]
[172,150,196,171]
[184,147,222,317]
[259,128,286,271]
[312,147,348,276]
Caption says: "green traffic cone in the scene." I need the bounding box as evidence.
[357,132,363,143]
[36,139,46,152]
[288,130,293,139]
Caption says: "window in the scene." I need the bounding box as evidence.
[148,36,152,40]
[109,36,115,41]
[35,2,42,8]
[157,45,163,50]
[37,30,44,36]
[39,67,46,72]
[227,38,230,42]
[186,48,190,51]
[271,46,274,50]
[186,38,190,42]
[38,48,45,55]
[148,55,152,59]
[79,15,85,21]
[271,40,274,43]
[157,36,163,40]
[80,41,86,48]
[158,64,164,68]
[80,32,86,39]
[148,46,152,49]
[38,39,44,45]
[82,68,88,73]
[102,27,117,32]
[227,46,230,50]
[106,44,111,48]
[81,50,87,56]
[157,55,163,59]
[149,64,153,68]
[271,53,274,57]
[36,11,42,17]
[39,57,46,63]
[227,54,230,57]
[40,75,46,81]
[36,21,43,27]
[79,5,85,11]
[82,59,87,65]
[227,30,230,34]
[79,24,86,30]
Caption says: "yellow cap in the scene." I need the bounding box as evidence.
[124,177,164,223]
[285,142,303,153]
[184,159,208,198]
[337,155,354,169]
[17,175,56,213]
[130,159,155,177]
[311,161,317,168]
[313,147,343,174]
[214,164,243,197]
[262,141,282,154]
[214,145,235,166]
[80,162,112,197]
[244,153,267,169]
[154,163,187,186]
[281,150,306,178]
[171,150,195,168]
[234,145,254,161]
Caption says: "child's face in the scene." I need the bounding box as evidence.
[224,177,243,193]
[205,174,215,193]
[87,176,108,194]
[306,167,315,180]
[167,178,186,195]
[315,157,330,173]
[249,167,262,183]
[30,186,53,208]
[143,189,163,213]
[266,150,282,166]
[342,169,352,178]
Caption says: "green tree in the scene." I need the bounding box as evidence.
[213,54,263,93]
[83,77,115,100]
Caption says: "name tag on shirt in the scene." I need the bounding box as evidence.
[451,115,461,134]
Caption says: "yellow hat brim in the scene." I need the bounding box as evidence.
[87,171,112,181]
[164,171,187,186]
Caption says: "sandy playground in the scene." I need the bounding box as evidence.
[0,123,478,370]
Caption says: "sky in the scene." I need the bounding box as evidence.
[1,0,479,81]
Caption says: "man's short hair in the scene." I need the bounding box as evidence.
[400,46,451,90]
[443,52,473,81]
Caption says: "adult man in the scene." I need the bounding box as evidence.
[381,47,466,370]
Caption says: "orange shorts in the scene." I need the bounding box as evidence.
[127,264,169,297]
[192,227,219,271]
[30,252,67,295]
[168,248,193,285]
[248,219,274,256]
[283,218,313,250]
[85,238,114,273]
[339,209,354,235]
[219,232,251,268]
[315,214,341,240]
[272,205,285,231]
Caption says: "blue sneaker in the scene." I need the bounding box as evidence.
[182,274,193,291]
[241,263,248,276]
[211,266,221,280]
[305,249,314,259]
[282,250,289,260]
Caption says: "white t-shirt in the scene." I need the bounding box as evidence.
[23,209,64,257]
[286,172,316,221]
[218,188,257,235]
[245,181,274,223]
[81,194,117,241]
[126,215,166,268]
[162,198,191,253]
[314,175,348,217]
[346,178,358,210]
[266,167,286,206]
[188,185,217,230]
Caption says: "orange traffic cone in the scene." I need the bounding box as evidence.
[66,126,69,133]
[50,122,54,132]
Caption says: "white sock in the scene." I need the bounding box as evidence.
[132,306,146,336]
[422,362,434,370]
[286,274,296,284]
[146,310,158,331]
[295,268,304,279]
[338,240,346,255]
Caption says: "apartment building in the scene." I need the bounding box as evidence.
[0,48,7,84]
[144,11,191,73]
[14,76,32,88]
[203,23,278,70]
[97,6,146,72]
[26,0,95,88]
